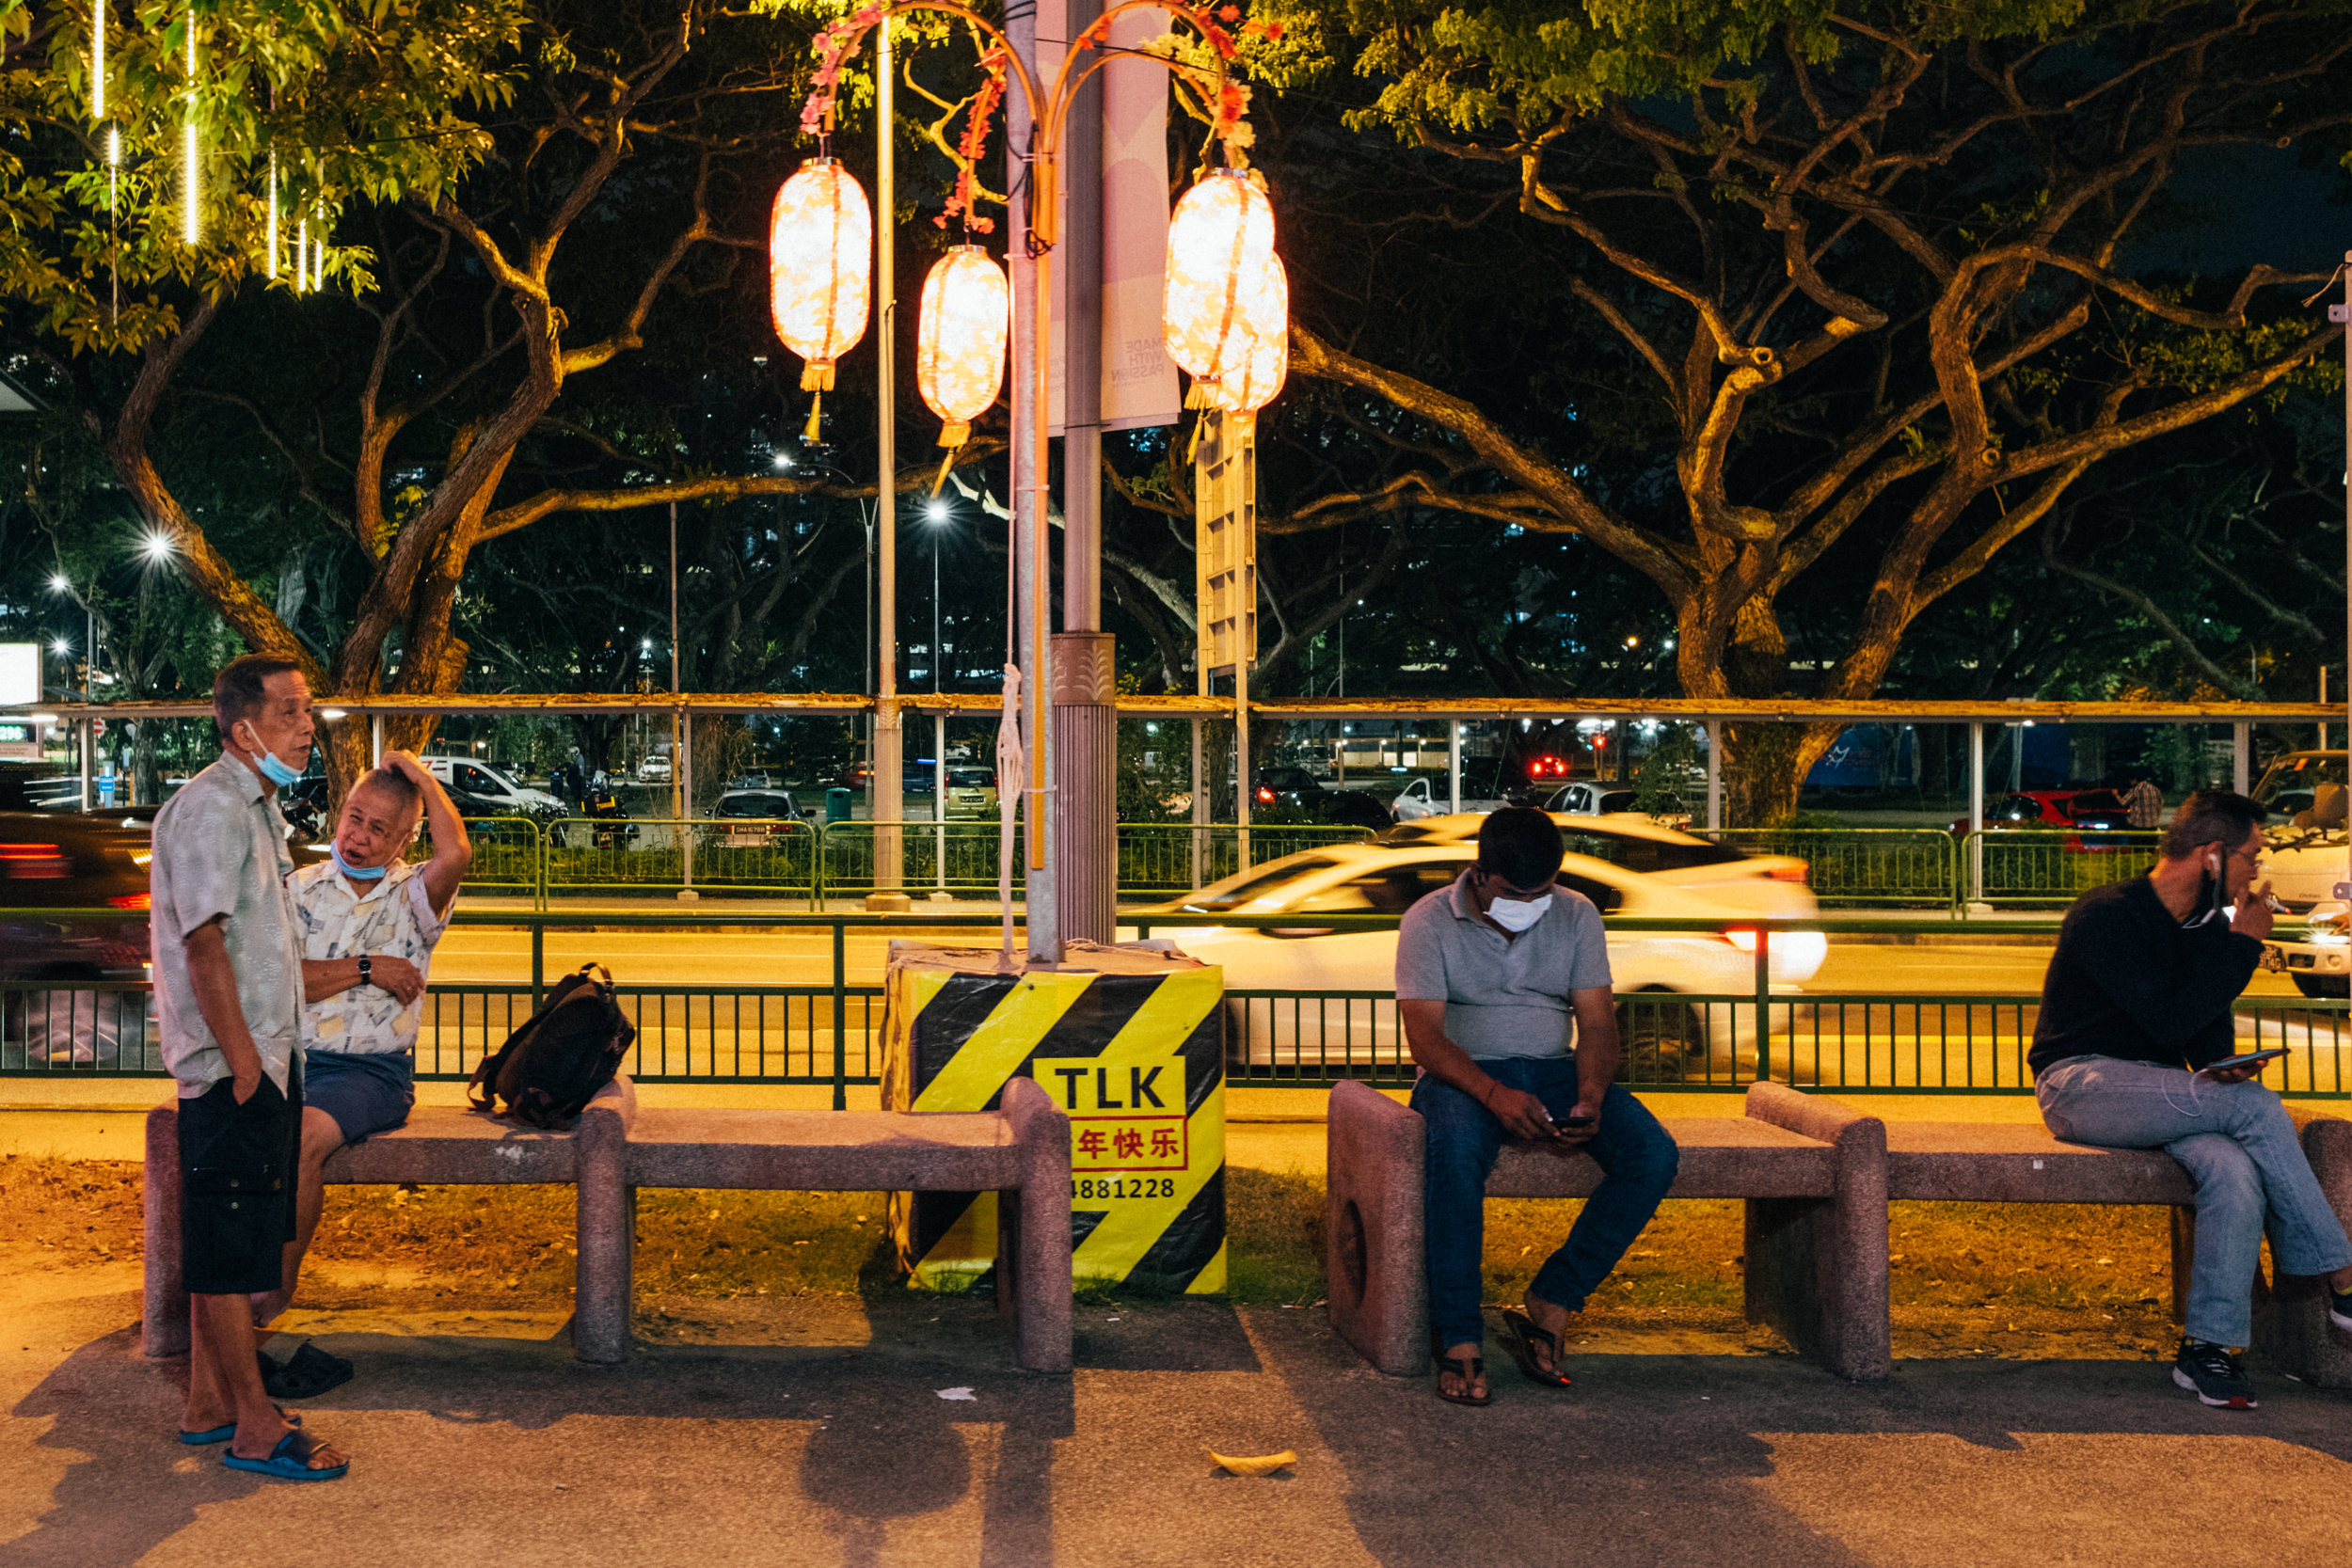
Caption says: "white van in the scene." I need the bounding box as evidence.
[422,756,565,816]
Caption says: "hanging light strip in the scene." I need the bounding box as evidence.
[295,215,307,293]
[180,10,198,245]
[266,153,278,277]
[91,0,104,119]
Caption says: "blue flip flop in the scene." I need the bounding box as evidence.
[223,1428,347,1481]
[178,1409,301,1445]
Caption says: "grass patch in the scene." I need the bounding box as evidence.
[0,1153,2187,1355]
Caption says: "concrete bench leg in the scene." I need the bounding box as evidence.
[1325,1080,1429,1376]
[142,1104,189,1358]
[1743,1085,1891,1382]
[2251,1113,2352,1386]
[572,1100,634,1364]
[995,1076,1072,1372]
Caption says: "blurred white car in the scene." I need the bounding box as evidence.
[2260,900,2352,999]
[2252,751,2348,911]
[1128,816,1824,1066]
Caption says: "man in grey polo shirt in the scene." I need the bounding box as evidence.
[151,653,350,1481]
[1397,807,1679,1404]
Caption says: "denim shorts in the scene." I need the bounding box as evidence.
[304,1050,415,1146]
[179,1071,303,1296]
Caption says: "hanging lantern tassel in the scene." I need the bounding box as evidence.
[770,158,871,425]
[914,245,1009,496]
[803,388,824,446]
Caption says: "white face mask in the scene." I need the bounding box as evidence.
[1486,895,1550,933]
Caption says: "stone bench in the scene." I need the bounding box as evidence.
[142,1077,637,1359]
[1325,1079,1891,1381]
[1756,1093,2352,1387]
[602,1077,1071,1371]
[143,1075,1074,1374]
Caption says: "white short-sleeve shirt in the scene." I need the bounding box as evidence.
[290,860,454,1056]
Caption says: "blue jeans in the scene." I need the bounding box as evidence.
[2037,1054,2352,1347]
[1410,1056,1679,1352]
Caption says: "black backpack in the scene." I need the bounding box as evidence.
[468,963,635,1130]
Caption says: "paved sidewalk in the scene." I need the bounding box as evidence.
[5,1266,2349,1568]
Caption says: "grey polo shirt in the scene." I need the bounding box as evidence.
[1393,870,1613,1059]
[151,754,305,1097]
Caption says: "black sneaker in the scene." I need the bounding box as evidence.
[2172,1338,2257,1409]
[2330,1287,2352,1335]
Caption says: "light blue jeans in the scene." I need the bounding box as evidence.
[2037,1054,2352,1346]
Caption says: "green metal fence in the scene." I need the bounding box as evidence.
[437,817,1374,909]
[1703,828,1959,909]
[1963,828,2163,908]
[12,907,2347,1097]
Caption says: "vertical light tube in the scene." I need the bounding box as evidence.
[265,153,278,277]
[91,0,105,119]
[180,11,198,245]
[295,215,308,293]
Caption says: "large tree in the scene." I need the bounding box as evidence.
[1245,0,2351,817]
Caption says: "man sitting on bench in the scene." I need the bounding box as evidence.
[1396,807,1679,1404]
[2031,788,2352,1410]
[246,752,470,1390]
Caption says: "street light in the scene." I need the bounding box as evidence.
[775,0,1279,958]
[925,498,949,694]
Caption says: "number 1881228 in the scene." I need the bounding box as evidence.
[1073,1176,1178,1200]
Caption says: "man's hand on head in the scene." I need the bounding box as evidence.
[2230,890,2276,942]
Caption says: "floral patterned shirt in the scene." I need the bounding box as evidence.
[290,859,454,1057]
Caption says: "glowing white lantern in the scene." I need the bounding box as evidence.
[915,246,1009,447]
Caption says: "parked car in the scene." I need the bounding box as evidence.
[423,756,565,817]
[707,788,815,847]
[1949,788,2140,851]
[1129,830,1826,1066]
[1543,781,1691,827]
[1251,767,1391,832]
[637,754,673,784]
[1388,769,1511,823]
[944,767,998,819]
[2253,751,2350,911]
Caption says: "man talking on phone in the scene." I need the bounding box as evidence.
[1396,807,1678,1404]
[2032,788,2352,1409]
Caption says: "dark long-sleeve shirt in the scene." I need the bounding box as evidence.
[2026,875,2263,1078]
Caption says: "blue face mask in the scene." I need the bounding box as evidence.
[237,721,305,788]
[330,841,389,880]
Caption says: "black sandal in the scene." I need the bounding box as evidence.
[1435,1348,1492,1406]
[1499,1310,1574,1389]
[259,1342,354,1402]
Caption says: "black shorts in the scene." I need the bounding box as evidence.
[179,1069,303,1297]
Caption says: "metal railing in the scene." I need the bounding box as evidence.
[1704,828,1960,909]
[432,817,1375,910]
[9,907,2347,1098]
[1963,828,2162,908]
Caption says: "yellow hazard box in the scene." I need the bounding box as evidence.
[881,942,1226,1294]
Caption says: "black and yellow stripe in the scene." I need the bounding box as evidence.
[883,961,1227,1293]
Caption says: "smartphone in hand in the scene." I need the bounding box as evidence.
[2197,1048,2288,1078]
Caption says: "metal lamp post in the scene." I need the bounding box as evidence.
[776,2,1270,959]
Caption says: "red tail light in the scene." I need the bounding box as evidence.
[0,844,69,879]
[109,893,152,910]
[1765,865,1810,883]
[1723,928,1759,952]
[1255,787,1274,803]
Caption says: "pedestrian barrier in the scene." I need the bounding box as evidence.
[1961,828,2162,907]
[9,908,2349,1097]
[437,817,1372,910]
[1702,827,1959,910]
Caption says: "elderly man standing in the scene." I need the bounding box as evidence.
[246,750,471,1377]
[1396,807,1680,1404]
[151,653,349,1481]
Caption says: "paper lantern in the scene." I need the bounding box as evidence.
[915,246,1009,447]
[1200,252,1288,415]
[1163,169,1286,407]
[769,158,871,392]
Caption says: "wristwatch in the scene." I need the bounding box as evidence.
[358,955,373,990]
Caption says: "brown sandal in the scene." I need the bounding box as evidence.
[1436,1348,1492,1406]
[1500,1310,1574,1388]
